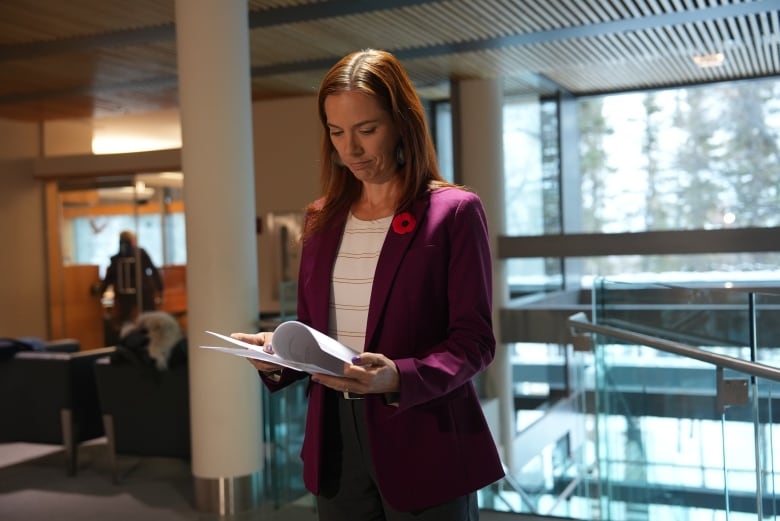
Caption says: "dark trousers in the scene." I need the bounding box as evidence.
[316,390,479,521]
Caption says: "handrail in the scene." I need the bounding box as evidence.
[567,312,780,383]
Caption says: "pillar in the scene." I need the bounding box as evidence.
[452,78,515,473]
[174,0,263,514]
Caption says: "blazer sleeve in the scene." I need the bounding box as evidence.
[392,192,495,411]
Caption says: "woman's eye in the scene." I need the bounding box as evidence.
[359,127,376,135]
[329,130,343,137]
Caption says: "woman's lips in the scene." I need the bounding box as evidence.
[349,160,371,170]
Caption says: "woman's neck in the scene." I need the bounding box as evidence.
[352,178,401,220]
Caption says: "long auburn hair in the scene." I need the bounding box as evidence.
[304,49,454,239]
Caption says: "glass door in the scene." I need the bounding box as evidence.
[47,172,186,349]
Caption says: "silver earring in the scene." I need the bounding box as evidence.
[396,145,406,167]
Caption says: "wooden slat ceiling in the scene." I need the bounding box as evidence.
[0,0,777,121]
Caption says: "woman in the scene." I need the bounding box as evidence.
[233,49,503,520]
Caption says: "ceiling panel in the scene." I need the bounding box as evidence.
[0,0,775,121]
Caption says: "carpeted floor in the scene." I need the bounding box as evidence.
[0,441,538,521]
[0,440,317,521]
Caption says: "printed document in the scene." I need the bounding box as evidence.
[200,321,358,376]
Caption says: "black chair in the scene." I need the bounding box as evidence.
[93,355,190,483]
[0,344,114,475]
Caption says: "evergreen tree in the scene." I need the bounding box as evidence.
[640,93,676,273]
[718,81,780,227]
[578,98,614,233]
[671,88,722,233]
[642,93,664,230]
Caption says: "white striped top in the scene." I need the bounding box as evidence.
[328,212,392,352]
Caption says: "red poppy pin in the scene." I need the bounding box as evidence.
[391,212,416,235]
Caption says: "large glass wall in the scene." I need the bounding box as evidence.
[452,76,780,516]
[505,96,562,292]
[484,77,780,291]
[580,80,780,233]
[577,78,780,283]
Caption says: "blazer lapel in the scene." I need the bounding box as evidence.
[364,191,431,350]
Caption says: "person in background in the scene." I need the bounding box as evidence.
[232,49,504,520]
[99,229,163,330]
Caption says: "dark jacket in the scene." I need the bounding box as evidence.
[100,247,163,320]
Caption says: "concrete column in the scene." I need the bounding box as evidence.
[451,78,515,473]
[174,0,262,514]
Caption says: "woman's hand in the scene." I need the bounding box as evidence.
[312,352,400,395]
[230,332,282,374]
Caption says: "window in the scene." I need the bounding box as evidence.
[578,78,780,281]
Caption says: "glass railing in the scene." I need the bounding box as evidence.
[262,378,308,508]
[593,278,780,370]
[260,344,595,519]
[260,279,780,520]
[569,278,780,520]
[479,341,595,518]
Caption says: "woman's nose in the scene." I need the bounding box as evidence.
[346,134,362,155]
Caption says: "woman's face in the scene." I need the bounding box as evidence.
[324,90,399,185]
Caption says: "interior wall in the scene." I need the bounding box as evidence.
[0,117,94,338]
[252,96,320,314]
[91,108,181,153]
[0,118,39,158]
[84,97,321,314]
[0,95,322,339]
[0,119,43,336]
[0,158,48,336]
[43,119,94,156]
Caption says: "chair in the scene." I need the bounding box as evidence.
[0,344,114,475]
[93,355,190,483]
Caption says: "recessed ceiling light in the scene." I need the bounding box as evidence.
[692,52,725,68]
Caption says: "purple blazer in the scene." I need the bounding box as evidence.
[266,186,504,512]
